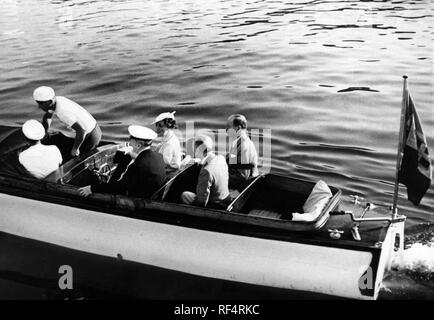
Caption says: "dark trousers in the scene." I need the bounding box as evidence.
[229,170,248,190]
[80,124,102,154]
[207,194,233,210]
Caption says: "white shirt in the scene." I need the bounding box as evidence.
[54,96,96,135]
[19,143,63,179]
[155,130,181,170]
[228,130,259,178]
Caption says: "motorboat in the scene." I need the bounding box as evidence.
[0,124,406,299]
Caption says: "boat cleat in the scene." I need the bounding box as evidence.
[351,226,361,241]
[328,229,344,240]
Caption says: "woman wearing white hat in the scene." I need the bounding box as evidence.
[18,120,63,179]
[152,111,182,175]
[33,86,102,158]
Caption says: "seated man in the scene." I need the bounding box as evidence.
[78,125,166,198]
[180,135,231,208]
[226,114,259,189]
[18,119,63,179]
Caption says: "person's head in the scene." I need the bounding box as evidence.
[226,114,248,135]
[22,119,46,146]
[152,111,177,135]
[127,125,157,153]
[194,135,213,159]
[33,86,56,113]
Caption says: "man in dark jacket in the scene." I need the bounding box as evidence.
[78,125,166,198]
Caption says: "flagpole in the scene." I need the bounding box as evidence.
[391,75,408,218]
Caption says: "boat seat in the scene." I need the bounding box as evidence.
[248,209,283,220]
[228,175,309,220]
[226,175,264,212]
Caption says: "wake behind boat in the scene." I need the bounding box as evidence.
[0,122,406,299]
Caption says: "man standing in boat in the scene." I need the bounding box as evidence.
[226,114,259,189]
[78,125,166,198]
[33,86,101,157]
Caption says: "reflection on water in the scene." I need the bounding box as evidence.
[0,0,433,298]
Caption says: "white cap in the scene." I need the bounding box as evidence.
[152,111,176,124]
[22,120,46,141]
[128,125,157,141]
[33,86,55,102]
[195,134,213,151]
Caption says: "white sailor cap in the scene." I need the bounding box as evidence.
[128,125,157,141]
[152,111,176,124]
[33,86,55,102]
[22,119,46,141]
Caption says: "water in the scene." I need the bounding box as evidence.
[0,0,433,299]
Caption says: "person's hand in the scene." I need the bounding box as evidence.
[71,148,80,157]
[182,155,191,163]
[119,145,133,154]
[128,151,138,160]
[78,185,92,197]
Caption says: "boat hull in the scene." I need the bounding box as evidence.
[1,231,343,299]
[0,192,398,299]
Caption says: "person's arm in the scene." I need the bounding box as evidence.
[237,143,251,179]
[250,145,259,177]
[42,112,53,132]
[162,144,177,168]
[227,139,237,164]
[71,122,86,157]
[79,163,132,197]
[194,169,212,206]
[55,147,63,165]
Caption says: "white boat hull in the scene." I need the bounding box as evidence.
[0,193,403,299]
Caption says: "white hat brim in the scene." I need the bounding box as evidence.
[128,125,157,140]
[151,111,176,124]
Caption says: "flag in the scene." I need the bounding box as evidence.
[398,94,432,205]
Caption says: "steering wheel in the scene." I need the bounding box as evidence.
[93,163,112,183]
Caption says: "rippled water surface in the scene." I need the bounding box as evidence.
[0,0,433,298]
